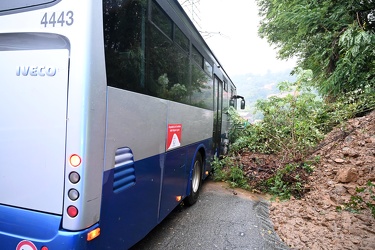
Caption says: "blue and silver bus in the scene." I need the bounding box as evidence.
[0,0,244,249]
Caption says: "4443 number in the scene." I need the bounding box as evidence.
[41,11,74,28]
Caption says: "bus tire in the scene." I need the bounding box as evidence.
[185,153,202,206]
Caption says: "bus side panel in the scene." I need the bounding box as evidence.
[102,88,215,248]
[159,139,211,223]
[104,87,168,170]
[158,102,213,220]
[159,149,188,221]
[167,101,214,174]
[166,101,214,147]
[98,140,211,249]
[101,88,167,248]
[99,155,161,249]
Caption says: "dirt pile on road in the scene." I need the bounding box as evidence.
[269,110,375,249]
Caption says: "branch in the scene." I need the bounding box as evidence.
[357,12,365,30]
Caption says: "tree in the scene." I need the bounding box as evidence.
[256,0,375,101]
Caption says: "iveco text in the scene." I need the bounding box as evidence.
[16,66,57,76]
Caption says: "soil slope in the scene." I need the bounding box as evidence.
[269,111,375,249]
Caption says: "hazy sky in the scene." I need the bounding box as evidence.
[183,0,296,77]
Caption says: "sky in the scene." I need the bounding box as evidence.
[180,0,296,77]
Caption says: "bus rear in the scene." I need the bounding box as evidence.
[0,0,106,249]
[1,0,243,249]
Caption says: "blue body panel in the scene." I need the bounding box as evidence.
[0,204,98,249]
[0,139,213,250]
[97,139,212,249]
[97,154,162,249]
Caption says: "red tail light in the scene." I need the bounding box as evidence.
[67,206,78,217]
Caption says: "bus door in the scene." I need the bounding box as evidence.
[213,76,223,155]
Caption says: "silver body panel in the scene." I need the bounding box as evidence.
[105,88,168,170]
[105,87,214,171]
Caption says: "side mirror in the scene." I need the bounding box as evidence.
[231,95,246,109]
[241,99,245,110]
[229,99,235,107]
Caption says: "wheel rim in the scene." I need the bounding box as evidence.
[192,160,201,193]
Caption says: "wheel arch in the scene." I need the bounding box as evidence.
[186,144,206,197]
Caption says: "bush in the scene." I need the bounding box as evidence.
[228,69,326,159]
[260,162,314,200]
[211,156,250,190]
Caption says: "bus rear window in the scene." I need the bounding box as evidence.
[0,0,58,12]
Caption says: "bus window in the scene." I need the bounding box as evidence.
[192,45,204,68]
[190,64,213,110]
[150,1,173,39]
[175,25,189,52]
[148,22,190,103]
[103,0,147,92]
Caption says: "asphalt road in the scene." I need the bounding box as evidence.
[130,180,289,250]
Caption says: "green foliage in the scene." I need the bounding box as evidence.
[256,0,375,102]
[228,166,250,189]
[228,67,375,159]
[213,89,324,197]
[230,121,272,154]
[227,107,248,143]
[211,156,250,190]
[229,69,326,159]
[261,163,312,200]
[316,84,375,133]
[337,181,375,218]
[211,156,231,182]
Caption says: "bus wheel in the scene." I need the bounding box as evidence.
[185,153,202,206]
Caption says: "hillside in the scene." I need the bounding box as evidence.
[269,110,375,249]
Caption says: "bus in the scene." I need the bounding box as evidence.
[0,0,244,249]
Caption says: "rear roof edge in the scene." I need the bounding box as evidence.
[0,0,61,16]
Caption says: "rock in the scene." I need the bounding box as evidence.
[355,160,365,166]
[352,238,361,244]
[333,184,347,195]
[300,235,309,243]
[343,184,357,195]
[344,149,360,158]
[327,180,335,186]
[365,138,373,143]
[345,135,354,143]
[334,158,345,163]
[357,141,366,146]
[325,213,336,221]
[336,167,359,183]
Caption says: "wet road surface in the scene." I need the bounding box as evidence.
[130,180,288,250]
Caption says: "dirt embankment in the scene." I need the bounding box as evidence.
[269,111,375,249]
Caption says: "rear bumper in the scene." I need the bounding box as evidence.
[0,204,98,249]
